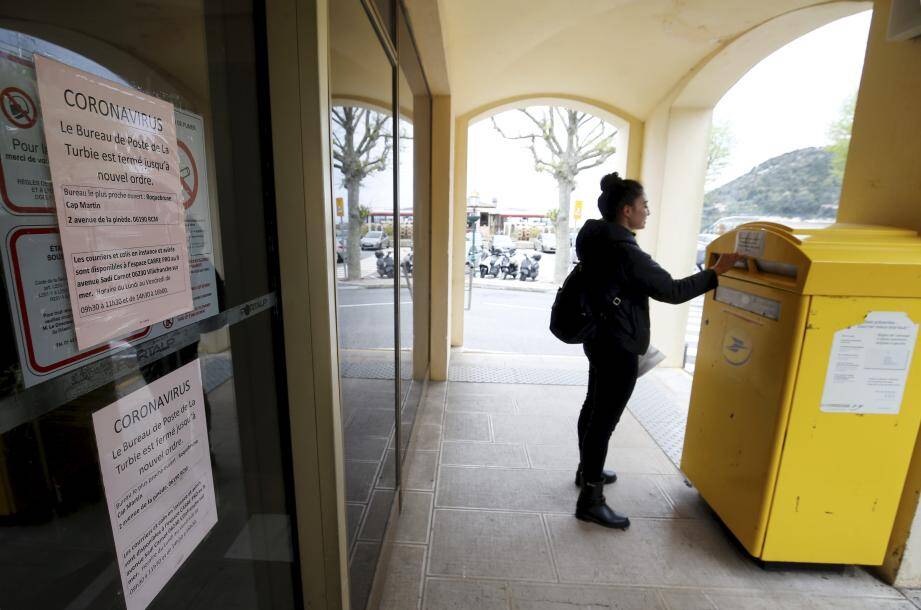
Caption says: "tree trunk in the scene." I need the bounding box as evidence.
[553,180,574,283]
[347,182,362,280]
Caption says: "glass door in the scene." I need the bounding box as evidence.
[0,2,301,609]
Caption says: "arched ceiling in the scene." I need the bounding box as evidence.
[436,0,868,119]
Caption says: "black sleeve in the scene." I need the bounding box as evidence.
[625,247,718,304]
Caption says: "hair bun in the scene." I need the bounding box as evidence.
[600,172,622,192]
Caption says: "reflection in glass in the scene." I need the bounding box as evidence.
[329,0,396,608]
[0,3,298,608]
[397,4,431,464]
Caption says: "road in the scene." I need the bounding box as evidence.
[336,266,704,365]
[462,285,584,356]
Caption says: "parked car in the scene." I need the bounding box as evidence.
[360,230,390,250]
[490,234,516,254]
[533,232,556,253]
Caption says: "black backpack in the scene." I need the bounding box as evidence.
[549,263,597,344]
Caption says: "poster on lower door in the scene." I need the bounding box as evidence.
[92,359,216,610]
[820,311,919,414]
[0,108,218,387]
[34,54,193,349]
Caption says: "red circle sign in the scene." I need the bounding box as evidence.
[1,87,37,129]
[177,140,199,209]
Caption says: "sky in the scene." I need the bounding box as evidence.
[708,10,871,189]
[465,9,872,214]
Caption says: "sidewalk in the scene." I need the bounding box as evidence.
[370,358,917,609]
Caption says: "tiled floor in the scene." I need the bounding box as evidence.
[375,367,918,610]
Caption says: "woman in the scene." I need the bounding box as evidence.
[573,172,744,529]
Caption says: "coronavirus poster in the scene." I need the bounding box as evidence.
[35,54,192,349]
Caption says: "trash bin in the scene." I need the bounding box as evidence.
[682,222,921,565]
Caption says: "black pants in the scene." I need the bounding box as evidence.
[578,338,639,483]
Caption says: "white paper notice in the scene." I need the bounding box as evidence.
[0,108,218,387]
[820,312,919,414]
[34,54,193,349]
[92,359,216,610]
[735,230,766,257]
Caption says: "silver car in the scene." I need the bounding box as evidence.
[360,230,390,250]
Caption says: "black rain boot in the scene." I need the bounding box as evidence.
[575,466,617,487]
[575,480,630,530]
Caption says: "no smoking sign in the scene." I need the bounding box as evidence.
[177,139,198,209]
[1,86,37,129]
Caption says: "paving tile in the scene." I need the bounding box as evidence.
[350,541,381,610]
[346,461,380,503]
[546,515,768,588]
[707,592,913,609]
[754,562,901,597]
[424,578,510,610]
[526,444,678,475]
[419,400,446,426]
[446,395,517,414]
[447,382,521,399]
[491,414,574,445]
[392,492,433,544]
[444,412,492,441]
[658,589,716,609]
[358,489,395,542]
[346,408,396,438]
[344,432,390,461]
[513,386,588,418]
[429,510,555,581]
[412,424,443,451]
[654,475,711,520]
[379,544,425,610]
[611,414,658,449]
[442,442,529,468]
[346,503,364,548]
[509,582,666,609]
[405,451,439,491]
[343,379,396,410]
[435,466,574,513]
[377,450,397,489]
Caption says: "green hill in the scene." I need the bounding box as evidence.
[702,147,841,227]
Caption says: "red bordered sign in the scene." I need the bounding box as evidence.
[9,226,149,375]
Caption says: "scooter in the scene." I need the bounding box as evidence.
[519,252,541,281]
[375,249,395,278]
[401,249,414,277]
[479,250,502,278]
[501,253,519,279]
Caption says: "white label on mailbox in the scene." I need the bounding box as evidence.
[735,230,765,257]
[820,311,918,415]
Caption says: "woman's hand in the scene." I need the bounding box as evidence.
[712,252,747,275]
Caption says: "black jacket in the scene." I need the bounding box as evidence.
[575,219,718,354]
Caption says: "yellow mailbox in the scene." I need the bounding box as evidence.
[682,222,921,565]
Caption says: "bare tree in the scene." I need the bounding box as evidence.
[706,121,734,187]
[332,106,392,279]
[492,107,617,283]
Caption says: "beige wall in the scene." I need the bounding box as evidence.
[838,0,921,586]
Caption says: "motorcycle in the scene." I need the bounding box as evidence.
[375,249,395,278]
[519,252,541,281]
[478,250,502,278]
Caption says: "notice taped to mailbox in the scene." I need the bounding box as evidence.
[820,312,919,415]
[34,54,192,349]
